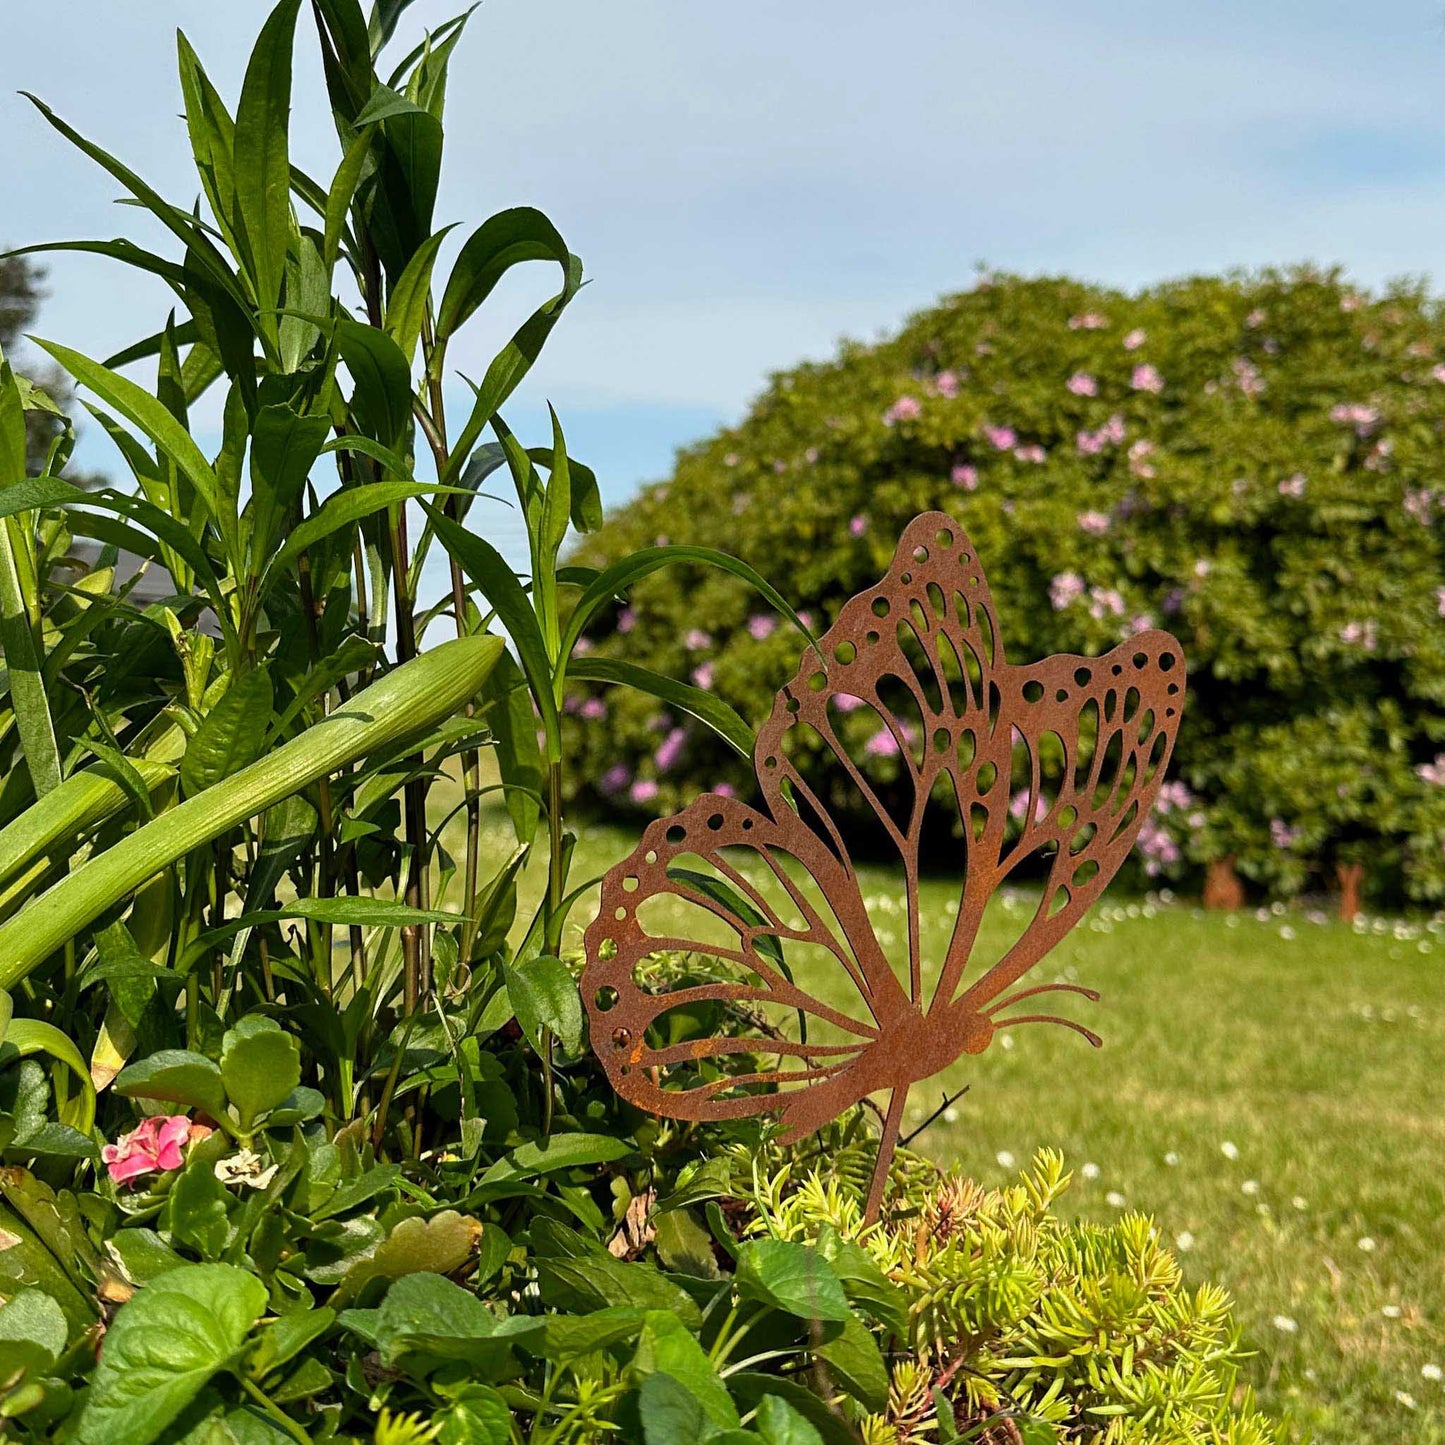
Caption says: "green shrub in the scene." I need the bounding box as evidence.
[568,270,1445,906]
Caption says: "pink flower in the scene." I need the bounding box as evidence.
[713,782,737,799]
[691,662,715,690]
[1245,308,1266,329]
[883,395,922,425]
[747,615,775,642]
[984,425,1016,450]
[1436,586,1445,618]
[1102,413,1126,444]
[1278,473,1307,498]
[617,608,636,634]
[1339,619,1377,651]
[600,764,630,794]
[1157,780,1194,812]
[849,515,868,537]
[1067,372,1099,397]
[1329,401,1380,435]
[580,697,607,721]
[1135,817,1181,875]
[1193,558,1212,578]
[1432,364,1445,385]
[655,728,688,772]
[804,446,820,464]
[573,637,593,656]
[1131,363,1164,394]
[1049,573,1085,610]
[1014,444,1047,464]
[951,464,979,489]
[1128,439,1157,478]
[1404,489,1433,524]
[103,1116,208,1187]
[1417,754,1445,788]
[1076,429,1105,456]
[934,370,960,398]
[1069,312,1107,330]
[1364,439,1393,473]
[1270,817,1302,848]
[1009,790,1047,824]
[865,729,901,758]
[1088,586,1126,619]
[630,779,659,804]
[1232,358,1266,398]
[685,628,712,650]
[724,452,739,467]
[834,692,867,712]
[1077,510,1111,536]
[1128,613,1156,635]
[1122,328,1147,350]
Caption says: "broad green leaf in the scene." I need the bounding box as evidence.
[533,1253,700,1327]
[330,1210,482,1307]
[176,34,240,265]
[503,954,583,1055]
[436,206,571,341]
[0,636,503,989]
[436,1385,514,1445]
[336,318,413,447]
[480,1133,632,1185]
[73,1264,267,1445]
[167,1153,233,1260]
[653,1207,719,1280]
[0,518,60,798]
[733,1240,850,1324]
[181,668,275,797]
[0,1287,67,1366]
[0,1202,96,1337]
[115,1051,227,1120]
[534,1305,646,1364]
[323,127,374,275]
[248,403,331,560]
[570,655,755,759]
[385,225,455,363]
[281,897,455,926]
[221,1016,301,1127]
[0,475,82,520]
[247,1307,336,1380]
[813,1309,889,1412]
[5,1016,97,1132]
[636,1371,706,1445]
[480,653,542,845]
[632,1310,738,1432]
[234,0,303,327]
[727,1375,857,1445]
[756,1395,826,1445]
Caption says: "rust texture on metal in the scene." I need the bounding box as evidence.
[582,512,1188,1220]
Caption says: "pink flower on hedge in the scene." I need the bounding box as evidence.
[724,452,739,467]
[1089,586,1126,619]
[579,697,607,721]
[1077,510,1110,536]
[1364,439,1393,472]
[630,779,659,804]
[1404,489,1433,524]
[1233,358,1265,398]
[1128,613,1156,635]
[1156,780,1194,812]
[713,782,737,799]
[1417,754,1445,787]
[804,446,820,464]
[1102,413,1126,444]
[834,692,867,712]
[655,728,688,772]
[1432,364,1445,384]
[1069,312,1107,330]
[984,424,1016,450]
[1136,817,1180,875]
[691,662,715,690]
[934,370,960,398]
[1245,308,1266,329]
[1014,444,1047,464]
[1437,586,1445,617]
[1128,439,1157,478]
[1049,573,1085,610]
[1131,363,1164,394]
[103,1115,209,1187]
[883,395,922,425]
[952,464,979,489]
[1009,790,1047,823]
[599,764,630,794]
[865,729,901,758]
[1340,619,1377,651]
[1278,473,1307,498]
[849,515,868,537]
[684,628,712,650]
[1123,328,1147,350]
[1329,401,1380,435]
[1067,372,1099,397]
[1270,817,1302,848]
[1076,429,1105,456]
[617,608,636,634]
[747,615,776,641]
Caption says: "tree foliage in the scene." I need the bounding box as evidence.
[570,270,1445,905]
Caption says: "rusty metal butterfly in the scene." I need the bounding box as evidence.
[582,512,1187,1220]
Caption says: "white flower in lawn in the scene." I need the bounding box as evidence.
[1082,1161,1101,1180]
[1241,1180,1260,1195]
[942,1107,960,1124]
[1279,925,1296,940]
[1105,1190,1127,1208]
[1396,1392,1417,1411]
[1358,1236,1377,1252]
[1272,1315,1297,1333]
[1422,1364,1442,1382]
[996,1150,1016,1168]
[999,1034,1015,1051]
[1221,1141,1240,1160]
[1164,1151,1180,1167]
[1175,1230,1195,1251]
[1382,1305,1403,1319]
[1291,1197,1308,1210]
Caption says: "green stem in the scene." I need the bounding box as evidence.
[239,1377,310,1445]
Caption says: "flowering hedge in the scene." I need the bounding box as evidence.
[568,269,1445,905]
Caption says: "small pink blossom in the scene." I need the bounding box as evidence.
[1123,328,1147,350]
[617,608,636,634]
[685,628,712,650]
[883,395,922,425]
[1270,817,1302,848]
[1278,473,1307,498]
[1340,619,1378,651]
[692,662,715,690]
[713,782,737,799]
[1014,444,1047,464]
[1432,364,1445,385]
[1136,816,1181,874]
[1156,781,1194,812]
[1417,754,1445,788]
[573,637,593,656]
[984,424,1016,450]
[599,764,630,794]
[849,515,868,537]
[1131,363,1164,394]
[723,452,739,467]
[103,1116,209,1187]
[1404,489,1433,524]
[1128,613,1156,635]
[1128,439,1157,478]
[864,729,901,758]
[834,692,867,712]
[579,697,607,721]
[1069,312,1107,330]
[1193,558,1212,579]
[655,727,688,772]
[1340,292,1364,312]
[1363,438,1393,473]
[1233,358,1266,398]
[1077,510,1111,536]
[934,370,960,398]
[1049,573,1085,610]
[1009,790,1048,824]
[804,446,819,464]
[747,615,776,642]
[630,779,659,803]
[1245,308,1267,329]
[1329,402,1381,435]
[1067,372,1099,397]
[1076,429,1105,456]
[1088,586,1126,619]
[1102,413,1126,444]
[952,464,979,489]
[1437,586,1445,618]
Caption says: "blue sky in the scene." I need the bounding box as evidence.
[6,0,1445,560]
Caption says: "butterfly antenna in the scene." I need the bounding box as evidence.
[989,1013,1102,1047]
[982,982,1100,1017]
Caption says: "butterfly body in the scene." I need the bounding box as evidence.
[583,512,1185,1219]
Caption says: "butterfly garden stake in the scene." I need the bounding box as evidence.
[583,513,1187,1222]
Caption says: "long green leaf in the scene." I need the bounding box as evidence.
[0,521,60,798]
[0,637,504,989]
[234,0,304,329]
[385,225,454,363]
[570,656,755,759]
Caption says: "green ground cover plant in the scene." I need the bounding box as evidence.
[566,270,1445,910]
[0,1,1336,1440]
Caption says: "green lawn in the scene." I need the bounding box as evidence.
[452,803,1445,1442]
